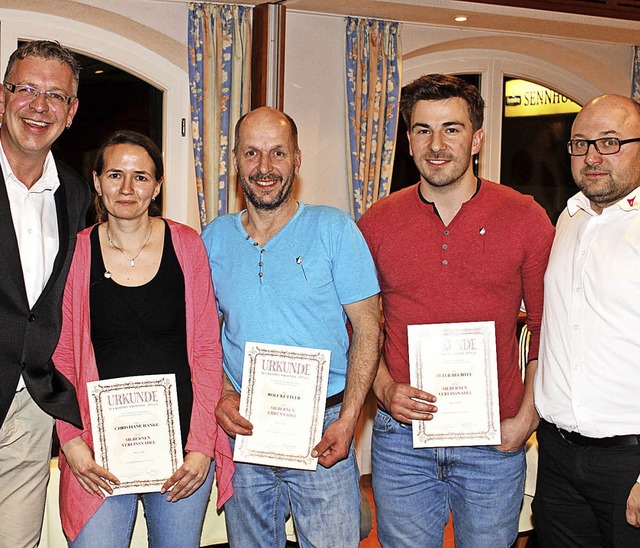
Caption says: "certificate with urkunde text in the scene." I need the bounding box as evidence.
[408,321,500,448]
[88,374,183,495]
[234,342,331,471]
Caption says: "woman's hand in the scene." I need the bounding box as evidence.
[62,437,120,498]
[161,451,211,502]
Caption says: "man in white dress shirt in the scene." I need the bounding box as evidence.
[533,94,640,547]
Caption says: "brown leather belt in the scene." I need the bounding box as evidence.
[326,390,344,408]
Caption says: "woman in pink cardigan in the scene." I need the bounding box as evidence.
[54,130,233,546]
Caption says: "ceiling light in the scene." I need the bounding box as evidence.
[454,16,468,22]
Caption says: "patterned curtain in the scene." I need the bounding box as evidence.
[345,18,401,221]
[188,4,251,228]
[633,46,640,102]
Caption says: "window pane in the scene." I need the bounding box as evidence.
[501,77,580,223]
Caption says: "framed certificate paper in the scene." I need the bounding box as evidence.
[408,321,501,448]
[234,342,331,470]
[88,374,183,495]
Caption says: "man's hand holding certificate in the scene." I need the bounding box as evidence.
[234,342,331,470]
[408,321,501,448]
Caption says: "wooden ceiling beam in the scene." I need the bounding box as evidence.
[455,0,640,22]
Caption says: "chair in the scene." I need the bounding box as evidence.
[516,324,538,544]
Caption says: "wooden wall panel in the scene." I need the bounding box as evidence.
[251,2,287,109]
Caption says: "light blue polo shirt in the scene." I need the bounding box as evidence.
[201,202,380,396]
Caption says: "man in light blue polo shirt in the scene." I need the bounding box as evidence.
[201,106,380,547]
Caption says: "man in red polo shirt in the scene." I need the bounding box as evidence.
[358,73,554,547]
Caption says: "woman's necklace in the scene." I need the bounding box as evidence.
[106,223,153,268]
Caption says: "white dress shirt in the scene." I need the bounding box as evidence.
[0,142,60,391]
[535,186,640,438]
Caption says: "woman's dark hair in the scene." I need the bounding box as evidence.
[93,130,163,221]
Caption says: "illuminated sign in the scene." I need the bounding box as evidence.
[504,79,581,117]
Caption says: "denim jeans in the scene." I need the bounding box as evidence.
[223,403,360,548]
[69,462,214,547]
[371,408,525,548]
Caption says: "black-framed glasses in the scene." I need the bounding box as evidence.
[567,137,640,156]
[2,82,74,106]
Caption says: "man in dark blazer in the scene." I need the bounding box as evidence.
[0,41,90,547]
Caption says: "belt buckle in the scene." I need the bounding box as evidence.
[556,426,574,444]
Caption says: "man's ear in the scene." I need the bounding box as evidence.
[471,128,484,156]
[294,149,302,176]
[232,150,239,173]
[0,85,6,120]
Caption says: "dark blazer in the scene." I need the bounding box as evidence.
[0,160,90,429]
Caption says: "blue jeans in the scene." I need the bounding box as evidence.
[372,408,525,548]
[223,404,360,548]
[69,462,214,547]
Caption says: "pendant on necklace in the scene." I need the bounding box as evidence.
[107,224,152,269]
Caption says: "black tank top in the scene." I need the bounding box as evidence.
[89,221,192,449]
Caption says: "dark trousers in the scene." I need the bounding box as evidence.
[533,419,640,548]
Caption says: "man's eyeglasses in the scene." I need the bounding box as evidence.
[2,82,74,106]
[567,137,640,156]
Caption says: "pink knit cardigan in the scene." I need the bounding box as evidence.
[54,220,234,541]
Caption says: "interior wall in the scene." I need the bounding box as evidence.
[73,0,188,46]
[1,0,187,70]
[284,12,351,213]
[401,23,633,98]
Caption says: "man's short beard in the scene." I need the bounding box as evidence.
[239,174,294,211]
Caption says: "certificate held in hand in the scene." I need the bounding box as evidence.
[87,374,183,495]
[408,321,501,448]
[234,342,331,471]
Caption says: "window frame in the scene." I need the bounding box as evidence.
[402,49,602,183]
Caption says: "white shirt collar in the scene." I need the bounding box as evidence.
[566,186,640,217]
[566,191,593,217]
[0,140,60,194]
[618,186,640,212]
